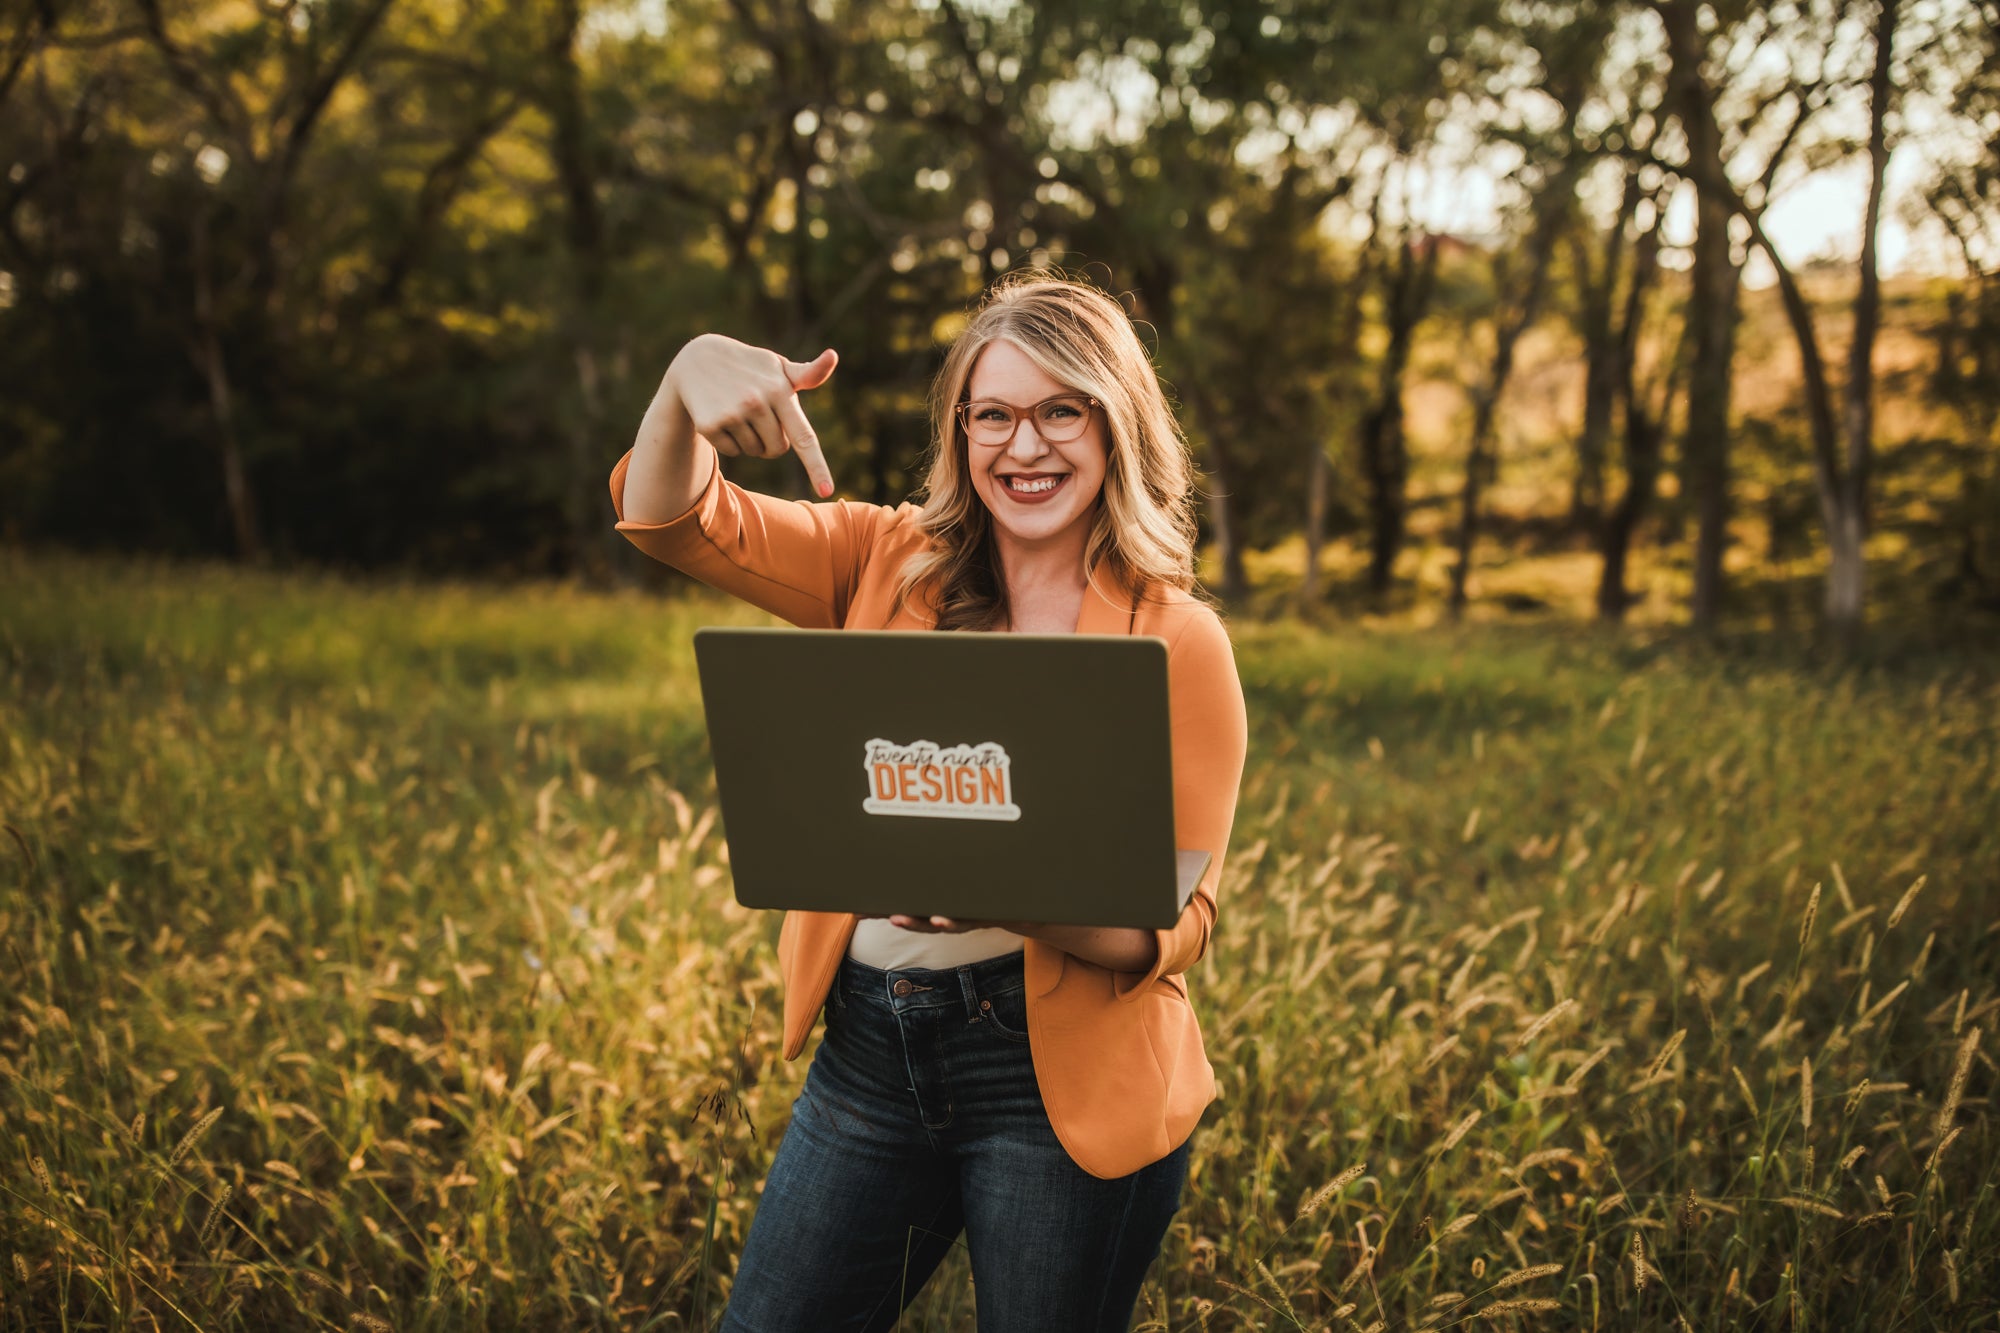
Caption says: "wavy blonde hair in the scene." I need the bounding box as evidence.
[895,273,1202,630]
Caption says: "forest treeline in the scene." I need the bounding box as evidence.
[3,0,1997,632]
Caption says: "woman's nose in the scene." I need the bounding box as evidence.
[1005,424,1050,461]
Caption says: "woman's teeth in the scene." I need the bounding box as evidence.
[1007,476,1062,493]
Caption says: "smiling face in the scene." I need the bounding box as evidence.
[962,338,1110,558]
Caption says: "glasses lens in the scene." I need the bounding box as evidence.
[963,403,1016,445]
[1036,397,1091,442]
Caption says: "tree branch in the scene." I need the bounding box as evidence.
[133,0,253,152]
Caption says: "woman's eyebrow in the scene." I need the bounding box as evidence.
[967,392,1075,407]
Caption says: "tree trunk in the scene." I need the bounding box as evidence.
[1302,237,1373,609]
[1137,253,1248,602]
[1300,444,1330,607]
[1359,232,1437,598]
[1448,192,1569,616]
[1570,210,1627,530]
[1661,0,1740,631]
[1596,406,1663,620]
[1597,218,1667,620]
[550,0,614,577]
[1825,504,1865,627]
[192,209,264,564]
[1184,375,1250,602]
[1827,0,1899,637]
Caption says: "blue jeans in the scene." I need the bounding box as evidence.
[719,951,1191,1332]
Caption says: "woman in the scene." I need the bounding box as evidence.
[609,274,1247,1331]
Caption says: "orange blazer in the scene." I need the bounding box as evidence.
[610,451,1248,1179]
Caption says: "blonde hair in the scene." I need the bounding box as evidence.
[896,272,1202,630]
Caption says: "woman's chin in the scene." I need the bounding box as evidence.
[987,508,1088,547]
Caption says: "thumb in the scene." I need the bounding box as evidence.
[784,347,838,391]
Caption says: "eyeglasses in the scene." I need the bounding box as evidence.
[955,394,1100,447]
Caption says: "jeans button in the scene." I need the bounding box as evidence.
[892,979,913,997]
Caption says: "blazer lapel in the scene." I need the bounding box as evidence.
[1074,561,1141,637]
[1026,560,1141,997]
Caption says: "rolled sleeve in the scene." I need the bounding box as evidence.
[609,447,896,629]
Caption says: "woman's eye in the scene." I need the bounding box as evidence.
[1044,405,1079,421]
[973,407,1011,424]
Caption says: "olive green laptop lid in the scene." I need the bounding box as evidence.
[692,626,1211,930]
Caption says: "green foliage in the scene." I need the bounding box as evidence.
[2,552,1995,1328]
[1,0,1995,623]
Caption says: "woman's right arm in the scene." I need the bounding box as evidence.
[611,336,899,630]
[622,334,838,523]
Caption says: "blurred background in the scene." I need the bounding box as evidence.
[2,0,1997,633]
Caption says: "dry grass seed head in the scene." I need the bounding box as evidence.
[1513,997,1576,1052]
[1252,1260,1303,1324]
[1645,1028,1688,1082]
[1421,1035,1460,1072]
[30,1156,51,1193]
[1799,882,1820,946]
[170,1107,224,1167]
[1886,875,1926,929]
[1439,1110,1481,1153]
[1800,1058,1813,1131]
[1925,1126,1963,1174]
[1481,1298,1561,1315]
[1491,1262,1564,1290]
[1568,1040,1616,1088]
[1732,1065,1759,1116]
[1938,1027,1979,1137]
[1297,1164,1367,1222]
[200,1183,234,1247]
[1780,1196,1844,1219]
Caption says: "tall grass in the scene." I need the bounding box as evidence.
[2,550,1995,1329]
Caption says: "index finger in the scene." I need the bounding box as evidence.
[778,393,833,498]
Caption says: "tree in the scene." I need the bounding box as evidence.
[1654,0,1744,631]
[1593,170,1677,619]
[1444,10,1603,616]
[1656,0,1906,635]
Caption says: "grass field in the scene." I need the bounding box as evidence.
[2,549,1996,1330]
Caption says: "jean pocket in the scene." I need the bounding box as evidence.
[977,984,1031,1044]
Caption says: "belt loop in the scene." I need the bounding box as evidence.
[957,964,980,1021]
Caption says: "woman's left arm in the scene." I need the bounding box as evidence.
[887,608,1248,983]
[885,915,1159,972]
[1106,609,1247,995]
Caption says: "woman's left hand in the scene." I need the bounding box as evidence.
[855,915,1161,973]
[877,914,1041,935]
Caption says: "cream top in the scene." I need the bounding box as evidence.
[846,917,1025,971]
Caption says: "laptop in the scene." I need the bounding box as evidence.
[692,626,1211,930]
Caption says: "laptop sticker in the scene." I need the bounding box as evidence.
[862,738,1022,822]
